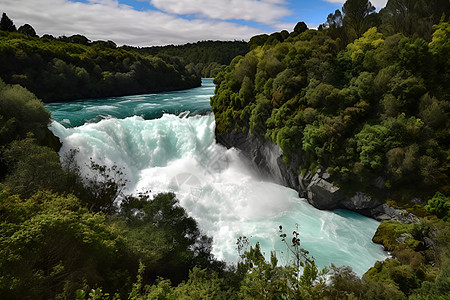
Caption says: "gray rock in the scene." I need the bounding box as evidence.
[423,237,433,249]
[322,171,331,180]
[372,176,386,189]
[367,204,420,223]
[298,171,313,198]
[215,130,419,223]
[411,197,425,205]
[396,233,412,244]
[341,192,382,211]
[306,174,343,209]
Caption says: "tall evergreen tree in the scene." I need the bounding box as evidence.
[326,10,344,29]
[380,0,450,40]
[342,0,376,38]
[0,12,16,32]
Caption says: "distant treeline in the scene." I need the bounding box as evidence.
[1,1,450,299]
[0,13,249,102]
[0,13,202,102]
[132,40,249,78]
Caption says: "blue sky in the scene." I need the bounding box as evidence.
[1,0,388,46]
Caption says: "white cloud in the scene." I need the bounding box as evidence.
[0,0,264,46]
[271,22,297,32]
[323,0,388,10]
[271,21,319,32]
[150,0,291,24]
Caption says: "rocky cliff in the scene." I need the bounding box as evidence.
[216,130,419,224]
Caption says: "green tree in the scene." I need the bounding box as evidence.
[249,34,269,50]
[0,13,16,32]
[238,242,292,299]
[380,0,450,40]
[120,192,216,283]
[0,188,129,299]
[293,21,308,34]
[17,24,37,37]
[342,0,376,38]
[326,10,344,29]
[425,192,450,221]
[2,136,66,197]
[355,123,389,169]
[429,20,450,97]
[0,80,56,147]
[171,267,226,299]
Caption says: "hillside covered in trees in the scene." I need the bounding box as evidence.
[0,13,249,103]
[1,0,450,299]
[0,14,200,102]
[1,75,448,298]
[134,40,249,78]
[209,0,450,297]
[0,75,448,299]
[212,0,449,205]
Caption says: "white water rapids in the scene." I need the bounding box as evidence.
[49,112,388,275]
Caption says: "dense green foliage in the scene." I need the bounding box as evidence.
[378,0,450,41]
[0,13,248,102]
[1,1,450,298]
[0,20,200,102]
[426,192,450,221]
[211,0,449,204]
[0,79,60,179]
[0,79,57,147]
[0,185,220,299]
[134,40,249,78]
[0,13,16,32]
[73,220,450,300]
[0,82,219,298]
[0,76,449,300]
[320,0,449,44]
[0,188,128,299]
[370,218,450,298]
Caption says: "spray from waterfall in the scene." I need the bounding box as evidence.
[50,113,387,275]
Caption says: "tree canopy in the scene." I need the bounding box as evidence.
[0,13,16,32]
[135,40,249,78]
[211,3,449,204]
[0,1,449,298]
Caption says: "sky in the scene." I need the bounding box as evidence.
[1,0,388,47]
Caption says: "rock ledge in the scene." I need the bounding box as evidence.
[216,131,418,223]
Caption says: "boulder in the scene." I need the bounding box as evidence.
[366,204,420,223]
[306,172,343,209]
[341,192,382,211]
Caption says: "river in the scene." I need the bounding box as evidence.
[46,78,387,275]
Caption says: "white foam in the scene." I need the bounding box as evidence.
[50,113,388,275]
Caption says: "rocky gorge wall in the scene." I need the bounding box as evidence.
[216,130,419,224]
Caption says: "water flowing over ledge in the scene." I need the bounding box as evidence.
[49,112,388,275]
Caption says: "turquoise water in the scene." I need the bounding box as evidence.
[46,79,387,275]
[46,78,215,127]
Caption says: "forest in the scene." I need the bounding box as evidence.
[209,0,450,297]
[1,0,450,299]
[0,14,247,103]
[212,0,449,205]
[134,40,249,78]
[0,15,200,102]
